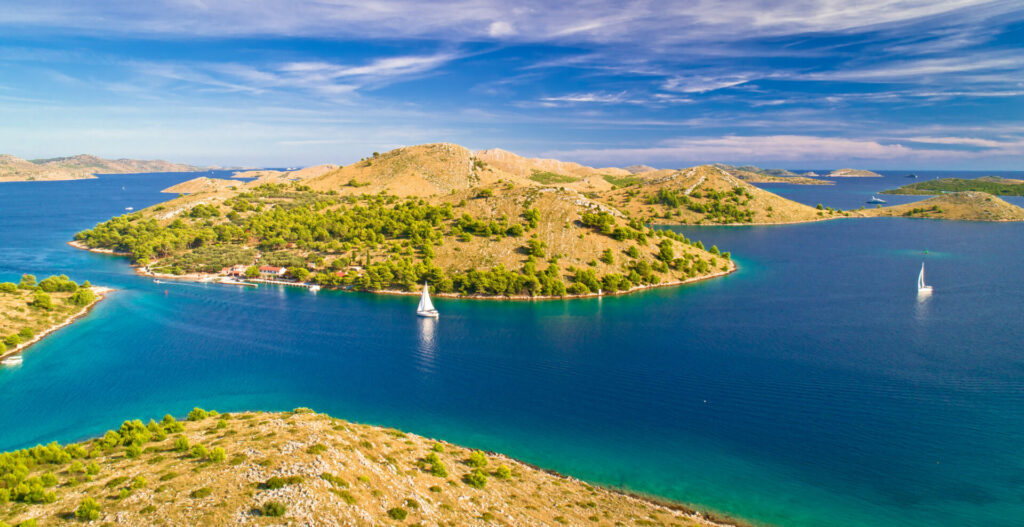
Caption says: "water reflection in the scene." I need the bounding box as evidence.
[914,290,931,321]
[415,317,438,375]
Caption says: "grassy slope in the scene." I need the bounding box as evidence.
[604,165,844,225]
[0,410,725,527]
[864,192,1024,221]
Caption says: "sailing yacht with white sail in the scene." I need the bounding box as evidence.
[917,262,933,295]
[416,283,439,318]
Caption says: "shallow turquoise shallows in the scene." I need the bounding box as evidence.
[2,171,1023,527]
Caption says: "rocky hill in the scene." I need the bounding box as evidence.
[0,154,202,182]
[0,409,730,527]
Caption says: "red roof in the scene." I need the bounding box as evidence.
[259,266,284,272]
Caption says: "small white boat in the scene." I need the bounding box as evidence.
[416,283,439,318]
[867,196,886,204]
[153,279,162,284]
[309,285,321,293]
[2,355,23,366]
[917,262,933,295]
[125,206,134,211]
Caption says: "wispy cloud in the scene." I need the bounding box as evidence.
[544,134,976,166]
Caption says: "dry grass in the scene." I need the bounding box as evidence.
[1,410,730,527]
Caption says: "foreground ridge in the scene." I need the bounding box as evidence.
[0,409,738,527]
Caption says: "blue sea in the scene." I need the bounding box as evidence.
[1,170,1023,527]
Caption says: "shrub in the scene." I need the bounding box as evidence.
[466,450,488,468]
[464,469,487,488]
[173,436,190,453]
[187,407,209,421]
[432,443,444,453]
[306,443,327,455]
[0,282,17,293]
[85,462,100,475]
[190,445,209,459]
[495,464,512,479]
[261,500,287,517]
[261,475,303,489]
[209,446,226,463]
[17,327,34,339]
[131,476,147,489]
[387,507,408,520]
[75,497,101,521]
[126,445,142,458]
[190,487,213,499]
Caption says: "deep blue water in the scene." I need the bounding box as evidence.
[2,171,1024,527]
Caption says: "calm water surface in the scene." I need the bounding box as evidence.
[1,171,1023,527]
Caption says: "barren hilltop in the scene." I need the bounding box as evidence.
[0,154,202,182]
[864,191,1024,221]
[0,409,732,527]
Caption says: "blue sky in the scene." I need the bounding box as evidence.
[0,1,1022,169]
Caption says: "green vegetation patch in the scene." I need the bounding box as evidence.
[601,174,642,188]
[529,170,579,184]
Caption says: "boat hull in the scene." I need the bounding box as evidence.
[918,287,933,295]
[416,310,439,318]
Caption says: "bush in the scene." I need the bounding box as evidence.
[187,407,209,421]
[17,327,34,339]
[466,450,488,468]
[387,507,408,520]
[173,436,190,453]
[209,447,226,463]
[261,500,287,517]
[0,282,17,293]
[190,487,213,499]
[495,464,512,479]
[29,291,53,310]
[190,445,209,459]
[463,468,487,488]
[75,497,101,521]
[261,475,303,489]
[68,288,96,306]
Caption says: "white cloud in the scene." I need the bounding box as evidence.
[487,21,515,37]
[543,134,972,165]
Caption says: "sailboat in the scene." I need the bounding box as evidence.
[416,283,439,318]
[867,196,886,204]
[917,262,933,295]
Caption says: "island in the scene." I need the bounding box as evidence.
[0,154,202,182]
[862,192,1024,221]
[0,408,735,526]
[880,176,1024,196]
[72,144,736,299]
[826,168,883,177]
[0,274,109,363]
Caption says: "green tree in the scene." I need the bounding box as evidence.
[599,248,614,264]
[466,450,488,468]
[245,266,260,279]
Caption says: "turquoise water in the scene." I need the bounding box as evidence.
[2,172,1024,526]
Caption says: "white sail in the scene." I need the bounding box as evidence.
[917,262,932,294]
[417,283,436,314]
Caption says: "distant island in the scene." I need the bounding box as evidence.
[0,408,733,526]
[0,154,203,182]
[881,176,1024,196]
[0,274,109,363]
[827,168,883,177]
